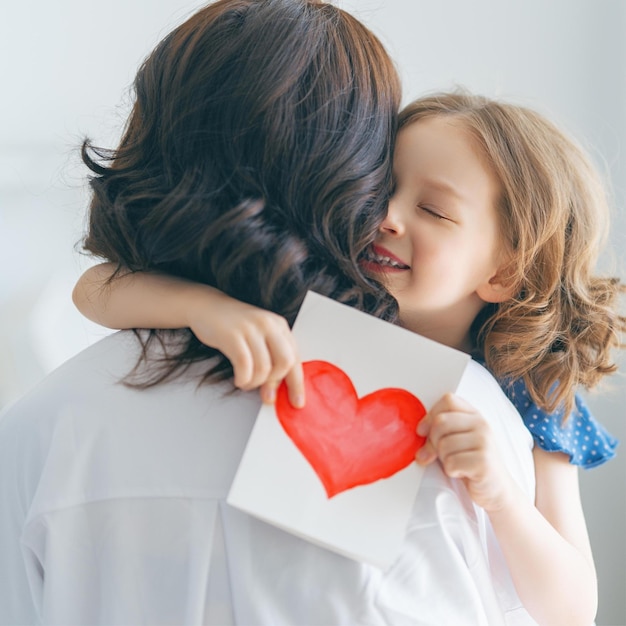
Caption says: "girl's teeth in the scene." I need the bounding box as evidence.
[366,249,407,268]
[375,254,403,268]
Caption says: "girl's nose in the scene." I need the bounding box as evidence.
[379,197,405,236]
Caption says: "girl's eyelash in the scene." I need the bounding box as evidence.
[419,205,447,220]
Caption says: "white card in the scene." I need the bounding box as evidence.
[227,291,469,570]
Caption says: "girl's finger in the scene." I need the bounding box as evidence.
[426,410,474,448]
[415,440,437,465]
[435,430,485,465]
[262,324,301,405]
[416,414,430,436]
[439,449,484,480]
[260,380,279,404]
[264,331,298,383]
[244,331,273,389]
[429,392,476,416]
[228,338,254,389]
[283,361,305,408]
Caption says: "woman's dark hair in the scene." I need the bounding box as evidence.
[81,0,401,385]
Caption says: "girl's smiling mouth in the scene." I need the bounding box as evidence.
[361,243,410,273]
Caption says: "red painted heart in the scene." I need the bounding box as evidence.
[275,360,426,498]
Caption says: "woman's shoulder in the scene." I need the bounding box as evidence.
[504,377,618,468]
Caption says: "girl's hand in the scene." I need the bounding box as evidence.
[415,393,515,512]
[187,289,305,408]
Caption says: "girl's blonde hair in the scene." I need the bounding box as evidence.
[400,91,626,417]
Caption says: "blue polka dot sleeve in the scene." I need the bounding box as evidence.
[503,377,618,468]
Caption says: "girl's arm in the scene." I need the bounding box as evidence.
[490,447,596,625]
[417,394,597,626]
[72,263,304,407]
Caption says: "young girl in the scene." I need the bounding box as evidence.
[74,91,625,625]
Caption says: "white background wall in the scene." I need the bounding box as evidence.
[1,1,624,623]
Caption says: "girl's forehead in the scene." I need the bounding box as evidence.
[395,116,484,169]
[393,116,502,205]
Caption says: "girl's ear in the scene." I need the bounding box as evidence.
[476,269,517,304]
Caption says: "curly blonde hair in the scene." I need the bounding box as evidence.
[399,91,626,417]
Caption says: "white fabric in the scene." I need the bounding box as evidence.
[0,330,538,625]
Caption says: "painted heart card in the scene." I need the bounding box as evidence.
[227,291,469,570]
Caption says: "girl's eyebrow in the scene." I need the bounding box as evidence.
[420,176,466,202]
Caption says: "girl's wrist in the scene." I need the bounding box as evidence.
[182,282,223,330]
[484,477,527,520]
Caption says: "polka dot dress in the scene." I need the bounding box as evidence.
[503,377,618,468]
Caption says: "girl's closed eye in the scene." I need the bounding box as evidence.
[419,204,451,221]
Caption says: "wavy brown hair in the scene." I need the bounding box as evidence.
[81,0,401,386]
[400,91,626,417]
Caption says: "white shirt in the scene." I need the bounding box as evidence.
[0,330,537,625]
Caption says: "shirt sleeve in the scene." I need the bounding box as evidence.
[504,377,619,469]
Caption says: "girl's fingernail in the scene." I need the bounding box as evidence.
[417,420,427,436]
[416,447,430,463]
[264,386,276,403]
[292,394,305,409]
